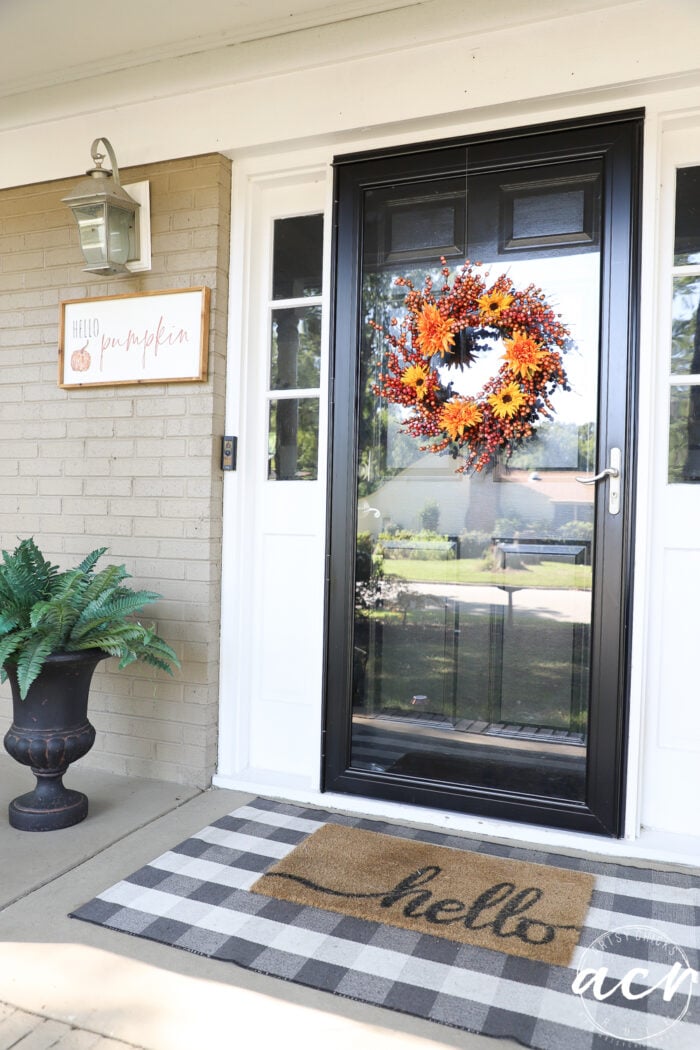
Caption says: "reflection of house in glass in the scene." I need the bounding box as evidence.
[487,468,594,538]
[358,454,470,537]
[358,458,594,544]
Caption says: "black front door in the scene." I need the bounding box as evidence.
[324,112,642,835]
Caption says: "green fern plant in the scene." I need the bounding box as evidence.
[0,538,180,700]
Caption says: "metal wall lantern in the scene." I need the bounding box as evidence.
[63,137,141,276]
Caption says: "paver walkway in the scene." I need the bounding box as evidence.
[0,1004,142,1050]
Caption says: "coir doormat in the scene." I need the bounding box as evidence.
[250,822,593,966]
[71,798,700,1050]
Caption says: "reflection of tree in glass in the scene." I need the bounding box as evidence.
[669,389,690,483]
[269,398,319,480]
[685,297,700,480]
[672,276,700,374]
[508,420,595,471]
[268,304,321,480]
[669,285,700,481]
[271,306,321,390]
[295,399,320,477]
[358,268,440,497]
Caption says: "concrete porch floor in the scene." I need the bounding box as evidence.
[0,756,520,1050]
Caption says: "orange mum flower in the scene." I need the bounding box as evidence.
[401,363,430,400]
[502,330,546,379]
[488,382,526,419]
[416,303,454,358]
[439,398,483,441]
[477,289,514,320]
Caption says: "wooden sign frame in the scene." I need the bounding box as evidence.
[58,286,210,388]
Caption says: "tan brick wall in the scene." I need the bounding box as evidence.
[0,153,231,788]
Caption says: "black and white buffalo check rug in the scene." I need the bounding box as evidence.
[71,798,700,1050]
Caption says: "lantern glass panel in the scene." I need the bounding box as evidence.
[106,205,133,265]
[75,204,107,267]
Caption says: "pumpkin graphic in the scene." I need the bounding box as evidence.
[70,343,91,372]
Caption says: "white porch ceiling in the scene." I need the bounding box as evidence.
[0,0,425,98]
[1,0,639,102]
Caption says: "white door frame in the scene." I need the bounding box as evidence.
[217,157,333,788]
[638,117,700,838]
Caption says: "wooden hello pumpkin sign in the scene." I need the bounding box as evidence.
[58,287,210,388]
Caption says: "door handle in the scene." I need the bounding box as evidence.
[575,447,621,515]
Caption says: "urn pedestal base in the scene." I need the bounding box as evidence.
[3,651,106,832]
[9,773,89,831]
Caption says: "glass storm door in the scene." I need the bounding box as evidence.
[324,114,641,835]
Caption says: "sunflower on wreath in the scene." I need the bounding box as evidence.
[372,259,571,473]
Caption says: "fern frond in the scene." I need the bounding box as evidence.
[49,568,88,601]
[68,639,125,659]
[2,538,57,583]
[15,634,61,699]
[80,563,129,604]
[117,649,139,669]
[67,585,121,635]
[0,538,58,611]
[118,627,179,673]
[139,633,180,667]
[0,630,30,674]
[68,594,118,638]
[0,611,21,636]
[74,547,108,575]
[137,652,176,676]
[29,599,81,647]
[70,591,163,641]
[66,625,146,653]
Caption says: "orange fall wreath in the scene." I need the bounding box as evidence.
[372,260,571,473]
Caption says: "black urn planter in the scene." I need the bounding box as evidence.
[3,650,108,831]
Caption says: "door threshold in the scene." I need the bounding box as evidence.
[213,771,699,870]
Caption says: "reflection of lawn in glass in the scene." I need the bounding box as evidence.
[361,613,587,731]
[384,557,592,590]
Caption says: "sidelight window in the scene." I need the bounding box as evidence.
[669,167,700,482]
[267,214,323,480]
